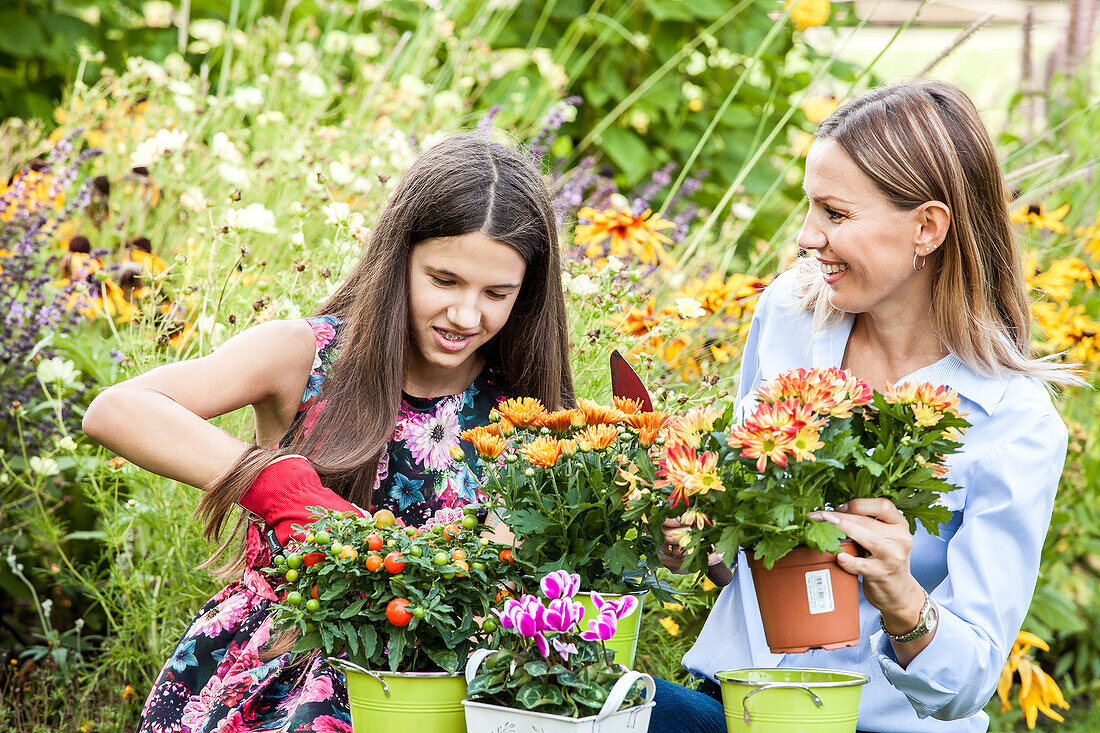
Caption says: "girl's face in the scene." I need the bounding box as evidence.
[797,139,935,318]
[406,232,526,393]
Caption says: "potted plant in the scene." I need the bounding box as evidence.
[460,396,676,666]
[463,570,656,732]
[631,367,970,653]
[267,506,521,733]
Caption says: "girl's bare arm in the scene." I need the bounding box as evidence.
[82,319,317,490]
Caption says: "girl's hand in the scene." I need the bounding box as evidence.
[659,519,734,587]
[810,499,926,633]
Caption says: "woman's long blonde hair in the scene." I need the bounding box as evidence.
[793,79,1081,386]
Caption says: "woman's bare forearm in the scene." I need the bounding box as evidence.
[83,386,250,490]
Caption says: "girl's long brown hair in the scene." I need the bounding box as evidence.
[196,134,574,584]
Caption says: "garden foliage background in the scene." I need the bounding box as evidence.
[1,0,1098,730]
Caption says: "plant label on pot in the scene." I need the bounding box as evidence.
[804,569,835,615]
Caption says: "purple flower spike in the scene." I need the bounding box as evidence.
[580,612,618,642]
[540,570,581,601]
[590,591,639,620]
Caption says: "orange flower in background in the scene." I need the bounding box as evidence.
[521,436,563,467]
[998,631,1069,729]
[1028,255,1096,302]
[494,397,547,428]
[558,438,578,455]
[802,96,840,124]
[576,398,624,426]
[461,427,507,460]
[538,409,581,433]
[618,298,668,338]
[1011,203,1070,233]
[574,206,674,264]
[785,0,831,29]
[576,423,620,451]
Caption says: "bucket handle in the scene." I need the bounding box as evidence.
[741,683,823,725]
[596,671,656,722]
[323,657,391,698]
[465,648,496,684]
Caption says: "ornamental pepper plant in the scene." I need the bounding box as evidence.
[628,367,971,571]
[461,397,675,598]
[466,570,646,718]
[267,506,521,673]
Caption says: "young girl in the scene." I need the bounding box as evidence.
[83,134,575,732]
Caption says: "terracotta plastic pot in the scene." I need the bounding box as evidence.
[746,541,861,654]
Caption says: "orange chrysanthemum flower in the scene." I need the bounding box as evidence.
[884,381,964,422]
[613,396,645,415]
[521,436,563,467]
[576,424,620,451]
[460,426,507,460]
[728,399,825,473]
[666,404,718,448]
[757,367,872,418]
[623,410,674,432]
[576,398,625,426]
[538,409,582,434]
[574,206,675,264]
[658,442,723,507]
[494,397,547,428]
[558,438,577,455]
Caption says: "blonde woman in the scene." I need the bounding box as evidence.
[651,81,1076,732]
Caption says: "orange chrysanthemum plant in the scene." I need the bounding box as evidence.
[633,367,971,573]
[462,397,678,599]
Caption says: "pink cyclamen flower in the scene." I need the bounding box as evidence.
[553,638,578,663]
[540,570,581,601]
[589,591,639,620]
[580,612,618,642]
[534,632,550,658]
[544,598,585,634]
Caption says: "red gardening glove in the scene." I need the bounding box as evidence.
[238,456,364,545]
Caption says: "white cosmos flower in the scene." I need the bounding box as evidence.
[231,85,264,110]
[179,187,207,213]
[329,161,354,185]
[37,357,81,389]
[211,132,243,164]
[130,128,188,167]
[351,34,381,57]
[675,297,706,320]
[323,202,350,226]
[29,457,60,477]
[225,203,277,233]
[217,163,250,187]
[568,274,598,297]
[275,51,295,68]
[298,70,328,98]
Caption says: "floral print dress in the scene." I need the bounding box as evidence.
[139,315,507,733]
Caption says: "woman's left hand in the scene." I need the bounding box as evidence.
[810,498,926,633]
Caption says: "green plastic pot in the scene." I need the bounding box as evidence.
[717,668,868,732]
[577,591,646,668]
[327,658,467,733]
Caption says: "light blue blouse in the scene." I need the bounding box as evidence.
[682,271,1069,732]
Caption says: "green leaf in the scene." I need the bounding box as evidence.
[424,646,460,673]
[0,11,46,58]
[523,660,549,677]
[603,539,640,576]
[599,126,651,185]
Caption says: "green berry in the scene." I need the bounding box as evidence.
[286,554,303,569]
[305,599,320,612]
[286,591,302,605]
[433,552,449,566]
[285,569,299,583]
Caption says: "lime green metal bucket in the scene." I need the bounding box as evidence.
[327,658,467,733]
[717,668,869,732]
[577,591,646,668]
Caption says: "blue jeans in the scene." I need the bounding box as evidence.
[647,677,726,733]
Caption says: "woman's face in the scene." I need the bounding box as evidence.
[797,139,934,318]
[406,232,526,391]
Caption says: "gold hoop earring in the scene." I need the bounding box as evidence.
[913,253,926,271]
